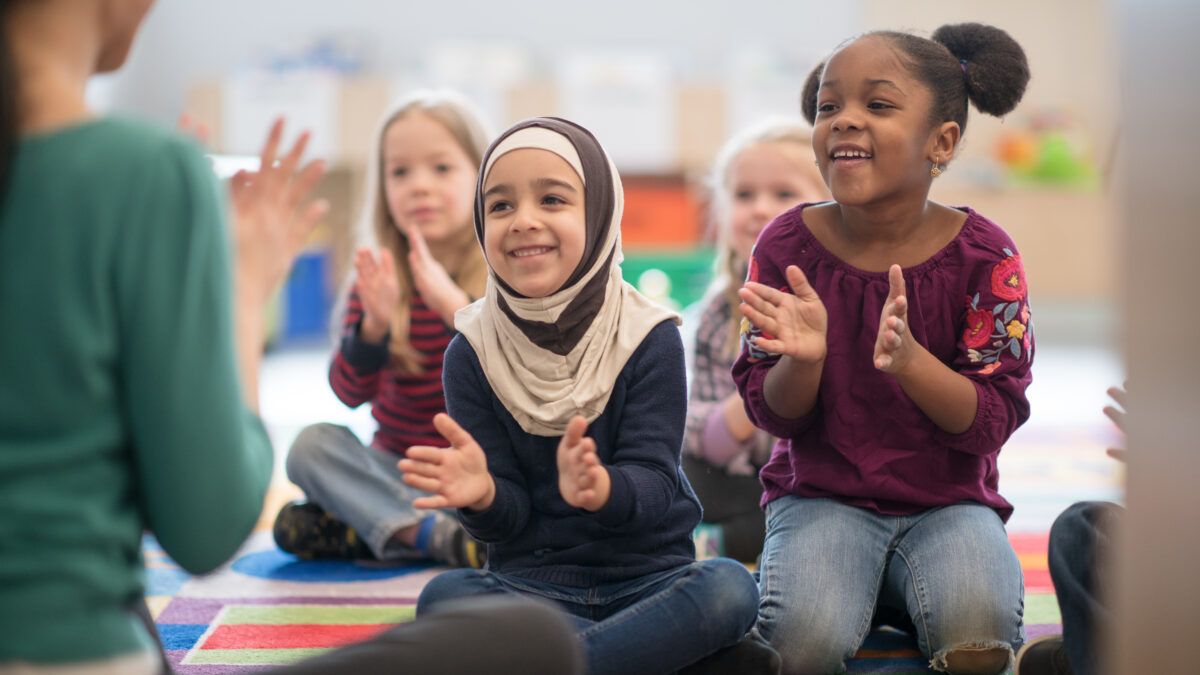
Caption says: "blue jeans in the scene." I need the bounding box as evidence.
[285,423,443,559]
[1048,501,1120,675]
[754,497,1024,674]
[417,558,759,675]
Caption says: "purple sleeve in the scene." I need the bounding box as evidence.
[730,231,819,439]
[934,246,1034,455]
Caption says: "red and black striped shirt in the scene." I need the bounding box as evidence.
[328,289,453,455]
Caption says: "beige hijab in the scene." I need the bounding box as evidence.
[455,118,679,437]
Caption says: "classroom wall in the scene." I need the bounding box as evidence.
[100,1,1121,323]
[98,0,857,123]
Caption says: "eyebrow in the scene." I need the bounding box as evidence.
[818,78,904,94]
[482,183,513,199]
[868,79,904,94]
[534,177,579,193]
[483,176,580,200]
[385,151,457,163]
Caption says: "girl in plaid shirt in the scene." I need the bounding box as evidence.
[683,118,826,562]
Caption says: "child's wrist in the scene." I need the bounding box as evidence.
[587,472,612,512]
[890,343,926,380]
[360,315,390,344]
[467,478,496,513]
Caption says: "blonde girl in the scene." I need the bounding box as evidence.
[682,117,827,563]
[274,90,491,567]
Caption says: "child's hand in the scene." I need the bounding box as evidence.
[231,118,328,308]
[557,416,610,512]
[399,413,496,512]
[177,113,212,148]
[874,265,917,373]
[406,226,471,325]
[738,265,828,363]
[354,247,401,343]
[1104,383,1128,462]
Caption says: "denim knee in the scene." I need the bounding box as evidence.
[285,423,349,487]
[416,569,496,616]
[695,558,760,640]
[758,612,859,675]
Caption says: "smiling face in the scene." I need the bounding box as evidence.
[812,36,956,208]
[482,148,587,298]
[727,141,826,261]
[381,111,478,243]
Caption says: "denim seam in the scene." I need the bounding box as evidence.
[895,544,933,658]
[366,513,428,557]
[575,565,699,641]
[752,501,782,644]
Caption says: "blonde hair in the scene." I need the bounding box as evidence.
[354,89,492,373]
[707,117,824,357]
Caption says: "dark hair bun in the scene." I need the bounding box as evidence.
[933,22,1030,117]
[800,61,824,125]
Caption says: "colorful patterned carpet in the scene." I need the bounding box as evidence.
[145,492,1063,674]
[143,344,1116,673]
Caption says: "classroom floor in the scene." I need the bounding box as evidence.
[258,338,1126,534]
[146,331,1121,672]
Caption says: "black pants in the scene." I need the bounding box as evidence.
[1048,500,1121,675]
[137,594,582,675]
[683,455,766,563]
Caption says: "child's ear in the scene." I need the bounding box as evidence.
[928,121,961,165]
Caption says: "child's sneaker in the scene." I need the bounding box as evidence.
[272,500,373,560]
[1015,635,1074,675]
[680,636,781,674]
[416,512,487,568]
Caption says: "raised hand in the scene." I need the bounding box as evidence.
[406,225,471,325]
[399,413,495,511]
[177,113,211,148]
[738,265,828,363]
[354,247,401,344]
[874,265,915,373]
[231,118,328,307]
[557,416,610,512]
[1104,383,1128,462]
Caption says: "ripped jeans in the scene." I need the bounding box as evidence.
[753,496,1024,675]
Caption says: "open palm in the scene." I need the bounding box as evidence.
[230,118,327,306]
[738,265,828,363]
[354,247,401,334]
[399,413,494,511]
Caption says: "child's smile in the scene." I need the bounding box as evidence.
[483,148,587,299]
[812,36,941,207]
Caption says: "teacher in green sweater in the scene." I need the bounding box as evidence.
[0,1,581,674]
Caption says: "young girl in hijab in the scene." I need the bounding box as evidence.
[401,117,777,675]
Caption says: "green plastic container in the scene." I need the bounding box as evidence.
[622,247,717,310]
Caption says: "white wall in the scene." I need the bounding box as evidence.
[100,0,860,122]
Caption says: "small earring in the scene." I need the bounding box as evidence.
[930,161,942,178]
[814,159,819,166]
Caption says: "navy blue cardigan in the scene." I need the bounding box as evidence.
[445,320,701,587]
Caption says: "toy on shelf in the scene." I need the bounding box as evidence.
[994,109,1097,189]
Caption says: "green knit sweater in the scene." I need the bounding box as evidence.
[0,118,272,663]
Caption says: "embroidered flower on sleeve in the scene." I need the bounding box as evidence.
[990,249,1027,301]
[962,249,1033,375]
[963,305,994,349]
